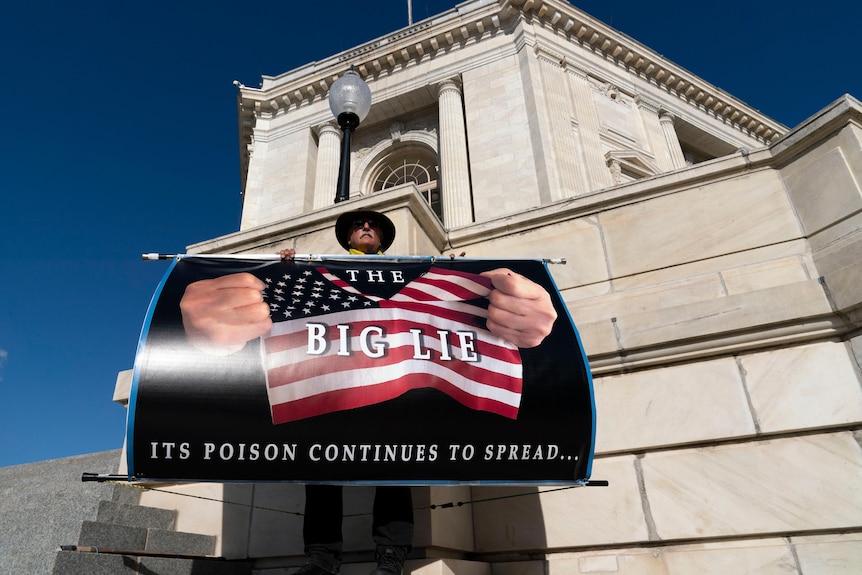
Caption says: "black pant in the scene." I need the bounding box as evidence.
[303,484,414,559]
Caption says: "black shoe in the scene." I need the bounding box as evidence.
[369,546,408,575]
[294,553,340,575]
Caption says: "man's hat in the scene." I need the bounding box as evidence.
[335,209,396,252]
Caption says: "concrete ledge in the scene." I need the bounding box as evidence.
[585,279,841,373]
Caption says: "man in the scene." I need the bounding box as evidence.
[180,209,558,575]
[288,211,413,575]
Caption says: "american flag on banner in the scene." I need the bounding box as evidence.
[260,264,523,424]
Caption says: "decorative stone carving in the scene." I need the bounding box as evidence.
[603,83,621,101]
[609,159,622,184]
[246,140,255,161]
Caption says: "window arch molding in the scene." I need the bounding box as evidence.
[355,130,438,198]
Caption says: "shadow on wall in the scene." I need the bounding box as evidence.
[222,483,304,563]
[469,485,549,558]
[220,483,549,567]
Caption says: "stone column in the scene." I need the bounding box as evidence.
[536,46,583,199]
[313,122,342,209]
[437,78,472,228]
[659,112,687,169]
[636,97,673,171]
[566,64,613,191]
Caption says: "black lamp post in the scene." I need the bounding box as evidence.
[329,67,372,203]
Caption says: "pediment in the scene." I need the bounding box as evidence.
[605,149,661,181]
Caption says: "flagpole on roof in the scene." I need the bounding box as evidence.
[408,0,413,25]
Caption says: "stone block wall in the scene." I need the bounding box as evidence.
[459,98,862,574]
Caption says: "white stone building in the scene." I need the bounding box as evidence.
[117,0,862,572]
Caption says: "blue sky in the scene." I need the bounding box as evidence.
[1,0,859,468]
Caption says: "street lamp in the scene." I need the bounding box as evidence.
[329,67,372,203]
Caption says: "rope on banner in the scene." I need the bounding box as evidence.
[84,474,606,518]
[430,481,608,508]
[93,479,304,517]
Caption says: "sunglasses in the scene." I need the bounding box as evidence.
[351,219,380,229]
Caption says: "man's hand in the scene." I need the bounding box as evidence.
[278,248,296,260]
[180,273,272,355]
[481,268,557,348]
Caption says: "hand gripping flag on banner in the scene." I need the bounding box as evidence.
[261,265,523,424]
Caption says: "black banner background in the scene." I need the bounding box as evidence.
[129,257,595,484]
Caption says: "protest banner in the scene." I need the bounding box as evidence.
[128,255,595,484]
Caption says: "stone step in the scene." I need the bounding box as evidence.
[110,484,141,505]
[147,528,216,556]
[77,521,146,551]
[52,549,131,575]
[95,499,175,530]
[78,520,216,556]
[53,549,252,575]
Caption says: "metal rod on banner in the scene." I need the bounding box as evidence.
[143,253,567,264]
[81,472,131,483]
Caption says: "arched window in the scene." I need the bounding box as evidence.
[370,146,441,220]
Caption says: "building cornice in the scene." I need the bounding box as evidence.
[505,0,784,142]
[236,0,787,189]
[235,2,508,115]
[235,0,508,189]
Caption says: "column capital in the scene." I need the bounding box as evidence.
[659,110,677,124]
[315,121,342,138]
[436,76,463,97]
